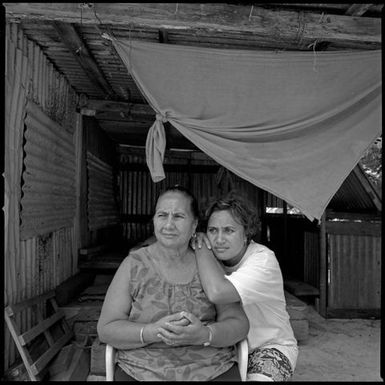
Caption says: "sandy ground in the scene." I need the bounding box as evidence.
[291,305,381,382]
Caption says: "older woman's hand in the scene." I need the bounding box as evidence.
[190,232,211,250]
[156,311,210,347]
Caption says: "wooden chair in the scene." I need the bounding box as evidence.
[4,290,73,381]
[105,338,249,381]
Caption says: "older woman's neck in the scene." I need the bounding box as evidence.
[153,243,191,263]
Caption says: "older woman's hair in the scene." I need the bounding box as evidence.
[156,184,199,219]
[205,192,260,243]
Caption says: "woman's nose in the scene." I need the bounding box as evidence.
[216,231,225,244]
[164,214,175,228]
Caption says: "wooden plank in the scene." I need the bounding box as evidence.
[119,163,220,173]
[4,309,37,381]
[345,4,373,16]
[80,100,154,117]
[5,291,55,316]
[30,331,73,376]
[3,3,381,46]
[326,307,380,319]
[326,210,381,222]
[325,221,381,236]
[284,280,320,297]
[51,21,114,97]
[79,244,108,256]
[18,311,64,346]
[319,213,327,318]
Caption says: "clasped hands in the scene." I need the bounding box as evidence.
[154,311,210,347]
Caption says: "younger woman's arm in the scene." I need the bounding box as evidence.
[194,242,241,304]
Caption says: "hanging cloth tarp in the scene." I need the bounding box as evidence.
[112,38,381,221]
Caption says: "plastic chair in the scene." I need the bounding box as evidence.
[106,339,249,381]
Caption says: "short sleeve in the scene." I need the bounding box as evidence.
[224,248,283,305]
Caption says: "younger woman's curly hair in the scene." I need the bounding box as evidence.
[204,191,260,243]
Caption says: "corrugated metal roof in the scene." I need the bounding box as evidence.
[328,165,381,212]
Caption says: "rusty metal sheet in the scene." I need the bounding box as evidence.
[20,101,76,240]
[87,151,120,230]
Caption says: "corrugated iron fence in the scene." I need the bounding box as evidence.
[4,23,78,371]
[326,220,381,317]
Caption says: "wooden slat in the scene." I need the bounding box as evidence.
[29,332,73,376]
[18,311,64,346]
[345,4,373,16]
[80,99,154,117]
[326,221,381,236]
[5,291,55,316]
[284,279,320,297]
[52,21,114,97]
[4,309,37,381]
[5,293,74,381]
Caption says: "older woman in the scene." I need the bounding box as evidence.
[97,185,249,381]
[192,193,298,381]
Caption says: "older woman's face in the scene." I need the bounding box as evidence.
[153,191,197,250]
[207,209,247,266]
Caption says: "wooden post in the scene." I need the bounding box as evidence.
[318,212,327,317]
[283,200,288,275]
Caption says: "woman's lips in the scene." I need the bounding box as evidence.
[214,247,228,253]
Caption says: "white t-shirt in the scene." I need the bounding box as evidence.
[224,241,298,370]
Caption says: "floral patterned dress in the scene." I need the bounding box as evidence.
[116,247,236,381]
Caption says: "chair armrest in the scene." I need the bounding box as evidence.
[105,344,116,381]
[237,339,248,381]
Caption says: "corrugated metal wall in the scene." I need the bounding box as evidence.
[4,22,79,371]
[21,101,76,239]
[327,222,381,311]
[304,231,320,288]
[118,147,260,248]
[87,151,120,231]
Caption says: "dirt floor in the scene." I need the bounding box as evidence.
[291,305,381,382]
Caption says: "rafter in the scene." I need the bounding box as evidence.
[345,4,373,16]
[4,3,381,47]
[79,99,154,118]
[52,21,114,96]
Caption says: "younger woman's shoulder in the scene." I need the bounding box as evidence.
[248,241,275,256]
[246,242,279,268]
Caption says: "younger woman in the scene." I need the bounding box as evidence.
[192,193,298,381]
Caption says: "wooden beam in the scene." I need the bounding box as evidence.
[80,99,154,117]
[4,3,381,46]
[318,213,327,318]
[52,21,114,96]
[345,4,373,16]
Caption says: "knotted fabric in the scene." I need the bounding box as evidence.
[145,114,167,182]
[112,38,381,221]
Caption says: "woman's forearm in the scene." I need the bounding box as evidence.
[209,314,249,347]
[97,319,159,349]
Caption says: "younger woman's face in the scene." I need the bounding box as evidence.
[206,209,247,266]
